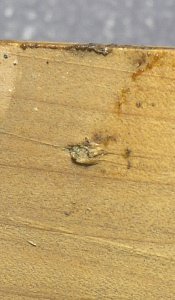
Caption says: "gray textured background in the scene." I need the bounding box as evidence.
[0,0,175,46]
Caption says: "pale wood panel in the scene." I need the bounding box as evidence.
[0,42,175,299]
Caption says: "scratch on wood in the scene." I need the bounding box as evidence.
[28,240,37,247]
[0,130,61,149]
[6,216,173,262]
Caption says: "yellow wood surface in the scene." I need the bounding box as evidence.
[0,41,175,299]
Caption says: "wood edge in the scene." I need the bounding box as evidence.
[0,40,175,52]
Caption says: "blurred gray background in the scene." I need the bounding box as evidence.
[0,0,175,46]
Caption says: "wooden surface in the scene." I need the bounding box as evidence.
[0,41,175,299]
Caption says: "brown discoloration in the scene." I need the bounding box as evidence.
[136,101,142,108]
[20,42,112,56]
[136,101,156,109]
[127,161,131,169]
[132,53,161,80]
[124,148,132,159]
[64,211,71,217]
[123,148,132,169]
[92,132,117,146]
[116,88,130,113]
[133,53,147,68]
[67,138,107,166]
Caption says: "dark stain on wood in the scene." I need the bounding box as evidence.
[136,101,142,108]
[92,132,117,146]
[3,53,8,59]
[124,148,132,159]
[123,148,132,169]
[127,161,131,169]
[115,88,130,113]
[132,52,161,80]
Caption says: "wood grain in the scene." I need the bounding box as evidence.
[0,41,175,299]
